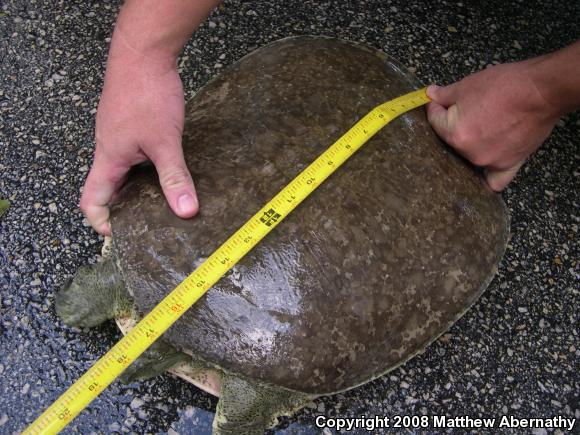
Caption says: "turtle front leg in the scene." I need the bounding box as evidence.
[120,339,191,383]
[55,258,132,327]
[213,374,314,435]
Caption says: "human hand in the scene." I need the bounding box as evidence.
[80,35,198,236]
[426,62,560,191]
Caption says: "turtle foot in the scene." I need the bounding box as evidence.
[212,374,313,435]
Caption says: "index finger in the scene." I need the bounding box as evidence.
[79,153,129,236]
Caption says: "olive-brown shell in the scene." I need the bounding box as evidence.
[111,36,509,395]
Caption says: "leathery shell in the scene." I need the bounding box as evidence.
[111,36,509,395]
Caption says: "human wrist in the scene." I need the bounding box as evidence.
[524,55,566,118]
[107,0,219,69]
[107,25,179,75]
[524,43,580,117]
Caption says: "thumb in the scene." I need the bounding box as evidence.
[150,144,199,218]
[426,83,463,145]
[484,161,524,192]
[426,100,460,145]
[426,83,459,107]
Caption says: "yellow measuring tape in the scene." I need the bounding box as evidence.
[25,87,430,434]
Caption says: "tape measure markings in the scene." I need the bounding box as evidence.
[24,87,429,434]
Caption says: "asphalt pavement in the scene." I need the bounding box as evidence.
[0,0,578,433]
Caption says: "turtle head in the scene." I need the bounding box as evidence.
[55,259,131,328]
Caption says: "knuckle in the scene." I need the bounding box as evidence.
[159,167,191,189]
[449,126,472,150]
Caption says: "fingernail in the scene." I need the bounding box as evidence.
[177,193,196,214]
[426,84,440,97]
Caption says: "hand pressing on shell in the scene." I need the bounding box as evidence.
[426,64,558,191]
[426,41,580,191]
[80,0,221,235]
[80,38,198,236]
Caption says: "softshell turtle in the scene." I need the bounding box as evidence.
[56,36,509,434]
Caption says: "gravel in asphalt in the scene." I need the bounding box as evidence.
[0,0,578,433]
